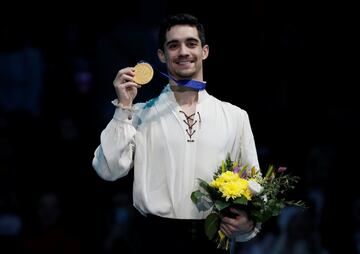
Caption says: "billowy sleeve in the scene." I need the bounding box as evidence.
[238,110,260,173]
[92,102,138,181]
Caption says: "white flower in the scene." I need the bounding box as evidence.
[261,194,268,202]
[248,180,263,195]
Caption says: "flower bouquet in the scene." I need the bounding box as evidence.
[191,154,306,250]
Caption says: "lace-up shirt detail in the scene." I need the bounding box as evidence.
[179,111,201,142]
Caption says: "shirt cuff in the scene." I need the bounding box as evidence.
[234,223,261,242]
[112,99,134,123]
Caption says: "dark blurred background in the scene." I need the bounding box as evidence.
[1,1,358,253]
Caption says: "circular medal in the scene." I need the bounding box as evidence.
[133,62,154,85]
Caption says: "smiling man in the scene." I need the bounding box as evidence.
[92,13,261,254]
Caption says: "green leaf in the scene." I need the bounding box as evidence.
[215,200,230,211]
[234,196,248,205]
[265,164,274,179]
[199,179,210,191]
[191,190,205,204]
[205,213,220,240]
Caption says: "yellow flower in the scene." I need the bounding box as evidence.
[209,171,253,201]
[210,171,240,189]
[219,181,241,200]
[221,171,239,182]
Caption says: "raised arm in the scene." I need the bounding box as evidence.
[92,67,141,181]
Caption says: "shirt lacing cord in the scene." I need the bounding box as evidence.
[197,112,202,130]
[179,111,202,142]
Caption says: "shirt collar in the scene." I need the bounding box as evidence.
[163,84,210,105]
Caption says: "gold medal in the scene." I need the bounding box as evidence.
[133,62,154,85]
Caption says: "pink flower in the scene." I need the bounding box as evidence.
[277,167,287,173]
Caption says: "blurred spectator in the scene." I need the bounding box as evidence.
[21,192,82,254]
[0,46,43,116]
[0,200,23,254]
[271,207,328,254]
[102,192,135,254]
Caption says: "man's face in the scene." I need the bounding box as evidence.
[158,25,209,81]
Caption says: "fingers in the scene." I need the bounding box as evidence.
[121,82,141,90]
[221,208,247,222]
[112,67,142,106]
[229,207,246,216]
[115,67,135,81]
[220,224,232,238]
[113,67,141,88]
[220,220,254,237]
[220,210,254,237]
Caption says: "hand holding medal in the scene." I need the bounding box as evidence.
[133,62,154,85]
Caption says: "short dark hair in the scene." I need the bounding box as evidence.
[158,13,206,51]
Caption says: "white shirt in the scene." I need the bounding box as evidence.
[92,85,260,239]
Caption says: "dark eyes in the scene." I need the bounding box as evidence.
[167,41,198,50]
[188,42,198,47]
[168,44,178,49]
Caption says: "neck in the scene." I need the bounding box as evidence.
[170,84,198,106]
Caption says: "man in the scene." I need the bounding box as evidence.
[92,13,260,253]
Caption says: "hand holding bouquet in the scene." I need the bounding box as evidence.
[191,154,306,250]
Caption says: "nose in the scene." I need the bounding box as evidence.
[178,43,190,56]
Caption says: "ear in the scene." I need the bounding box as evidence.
[157,49,166,63]
[202,45,209,60]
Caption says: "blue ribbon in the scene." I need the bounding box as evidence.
[158,70,206,90]
[139,60,206,91]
